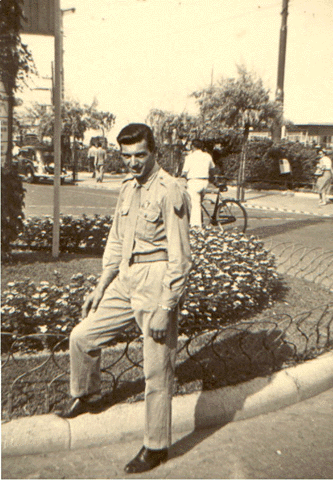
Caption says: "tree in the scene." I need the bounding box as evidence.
[0,0,36,166]
[86,98,116,138]
[146,109,201,175]
[192,66,282,200]
[146,108,199,148]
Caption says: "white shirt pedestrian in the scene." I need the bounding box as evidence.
[182,141,214,227]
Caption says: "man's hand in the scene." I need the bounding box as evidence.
[149,307,172,343]
[82,287,104,319]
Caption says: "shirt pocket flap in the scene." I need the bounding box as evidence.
[139,208,160,222]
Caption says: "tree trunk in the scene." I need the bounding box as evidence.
[236,127,249,202]
[71,133,76,183]
[5,88,14,168]
[71,122,77,182]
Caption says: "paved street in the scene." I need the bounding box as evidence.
[2,388,333,479]
[22,175,333,251]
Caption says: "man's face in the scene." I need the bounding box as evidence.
[121,139,155,181]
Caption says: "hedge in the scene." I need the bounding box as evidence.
[14,214,113,254]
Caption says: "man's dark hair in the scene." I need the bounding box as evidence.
[192,139,202,150]
[117,123,155,152]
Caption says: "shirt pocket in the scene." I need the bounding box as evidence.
[136,207,160,241]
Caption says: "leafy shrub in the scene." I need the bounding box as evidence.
[1,165,25,259]
[2,227,281,352]
[14,214,113,254]
[105,148,126,174]
[220,138,319,189]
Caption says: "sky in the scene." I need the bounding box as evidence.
[20,0,333,144]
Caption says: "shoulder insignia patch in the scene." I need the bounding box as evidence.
[159,170,184,213]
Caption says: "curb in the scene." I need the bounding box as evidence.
[245,204,333,218]
[2,351,333,458]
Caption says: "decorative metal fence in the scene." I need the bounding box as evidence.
[2,302,332,422]
[265,241,333,290]
[2,242,333,422]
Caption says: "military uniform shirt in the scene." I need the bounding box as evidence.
[103,165,192,309]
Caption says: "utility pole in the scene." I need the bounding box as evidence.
[273,0,289,142]
[61,8,75,100]
[52,0,61,258]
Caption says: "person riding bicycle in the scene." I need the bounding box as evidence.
[181,139,215,227]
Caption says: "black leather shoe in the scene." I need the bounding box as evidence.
[56,397,94,419]
[124,446,168,474]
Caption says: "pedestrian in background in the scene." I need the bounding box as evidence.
[315,150,333,205]
[87,142,98,178]
[181,139,215,227]
[96,142,106,182]
[279,157,293,193]
[57,123,192,474]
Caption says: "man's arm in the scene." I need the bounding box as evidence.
[148,181,192,341]
[82,189,124,318]
[181,155,190,178]
[157,181,192,308]
[82,266,118,318]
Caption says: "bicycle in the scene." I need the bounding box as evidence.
[201,176,248,233]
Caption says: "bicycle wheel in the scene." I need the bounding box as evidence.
[216,199,247,233]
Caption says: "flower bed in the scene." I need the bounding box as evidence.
[181,227,280,334]
[2,225,282,352]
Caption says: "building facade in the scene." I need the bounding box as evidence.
[249,123,333,149]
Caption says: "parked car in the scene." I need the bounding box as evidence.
[13,145,70,184]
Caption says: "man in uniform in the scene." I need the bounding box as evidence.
[58,123,192,474]
[181,139,215,227]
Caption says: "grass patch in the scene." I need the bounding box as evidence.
[2,250,103,291]
[2,251,333,422]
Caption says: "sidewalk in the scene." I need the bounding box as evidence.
[74,172,333,218]
[3,387,333,478]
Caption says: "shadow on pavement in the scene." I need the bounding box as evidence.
[168,327,295,461]
[248,216,328,239]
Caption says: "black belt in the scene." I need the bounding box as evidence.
[129,251,168,265]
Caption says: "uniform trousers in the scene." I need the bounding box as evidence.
[69,260,178,450]
[187,178,209,227]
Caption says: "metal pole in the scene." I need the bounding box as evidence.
[273,0,289,142]
[276,0,288,103]
[52,0,61,258]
